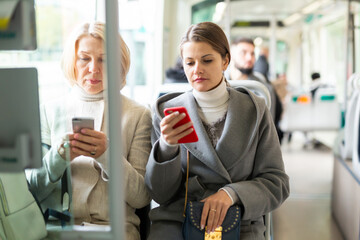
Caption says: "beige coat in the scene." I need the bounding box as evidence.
[120,95,152,239]
[26,91,152,240]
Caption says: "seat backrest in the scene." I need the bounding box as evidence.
[342,73,360,159]
[228,79,272,110]
[156,80,272,110]
[313,86,337,102]
[156,83,191,99]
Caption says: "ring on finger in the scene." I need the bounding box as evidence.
[90,147,97,156]
[210,208,217,212]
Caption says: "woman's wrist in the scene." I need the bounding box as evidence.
[58,141,70,160]
[156,137,179,163]
[219,187,238,205]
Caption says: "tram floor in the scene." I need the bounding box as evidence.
[273,132,344,240]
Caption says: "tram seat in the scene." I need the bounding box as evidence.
[280,87,341,132]
[228,79,272,109]
[341,90,358,159]
[153,80,273,240]
[156,80,272,108]
[341,73,360,177]
[340,73,360,160]
[351,89,360,177]
[156,82,192,99]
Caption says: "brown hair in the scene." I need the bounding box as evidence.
[180,22,230,63]
[61,22,130,89]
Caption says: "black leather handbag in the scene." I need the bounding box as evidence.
[182,201,241,240]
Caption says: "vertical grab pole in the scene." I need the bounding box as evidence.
[269,15,277,81]
[223,0,231,79]
[224,0,231,42]
[344,0,351,114]
[105,0,125,239]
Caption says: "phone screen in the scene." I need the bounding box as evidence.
[164,107,198,143]
[72,117,94,133]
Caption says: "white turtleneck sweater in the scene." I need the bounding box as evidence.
[192,77,229,126]
[193,78,229,147]
[70,84,105,133]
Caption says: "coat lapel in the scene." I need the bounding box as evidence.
[177,92,232,182]
[216,88,260,170]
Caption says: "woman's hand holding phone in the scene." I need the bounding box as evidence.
[68,118,108,158]
[71,129,108,158]
[162,107,198,144]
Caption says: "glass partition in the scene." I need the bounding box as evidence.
[0,0,130,239]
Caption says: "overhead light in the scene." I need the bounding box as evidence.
[254,37,263,46]
[282,0,333,26]
[301,1,322,14]
[319,0,332,6]
[283,13,302,26]
[212,2,227,22]
[215,1,227,13]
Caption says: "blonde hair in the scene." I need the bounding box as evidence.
[61,21,130,89]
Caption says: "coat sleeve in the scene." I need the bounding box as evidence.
[226,108,290,220]
[123,107,152,209]
[145,110,184,204]
[25,104,68,203]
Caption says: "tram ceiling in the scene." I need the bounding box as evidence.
[189,0,340,27]
[229,0,316,20]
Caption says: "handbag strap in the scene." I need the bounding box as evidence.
[183,150,190,217]
[44,168,72,227]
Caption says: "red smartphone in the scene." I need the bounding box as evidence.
[163,106,199,143]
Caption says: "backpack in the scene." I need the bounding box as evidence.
[0,172,47,240]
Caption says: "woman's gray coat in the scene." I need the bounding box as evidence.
[145,86,290,240]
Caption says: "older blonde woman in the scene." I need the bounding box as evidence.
[26,22,151,240]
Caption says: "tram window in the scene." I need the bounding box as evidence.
[0,0,97,104]
[323,19,346,101]
[0,0,117,237]
[117,0,163,105]
[191,0,218,24]
[0,0,160,238]
[121,33,146,86]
